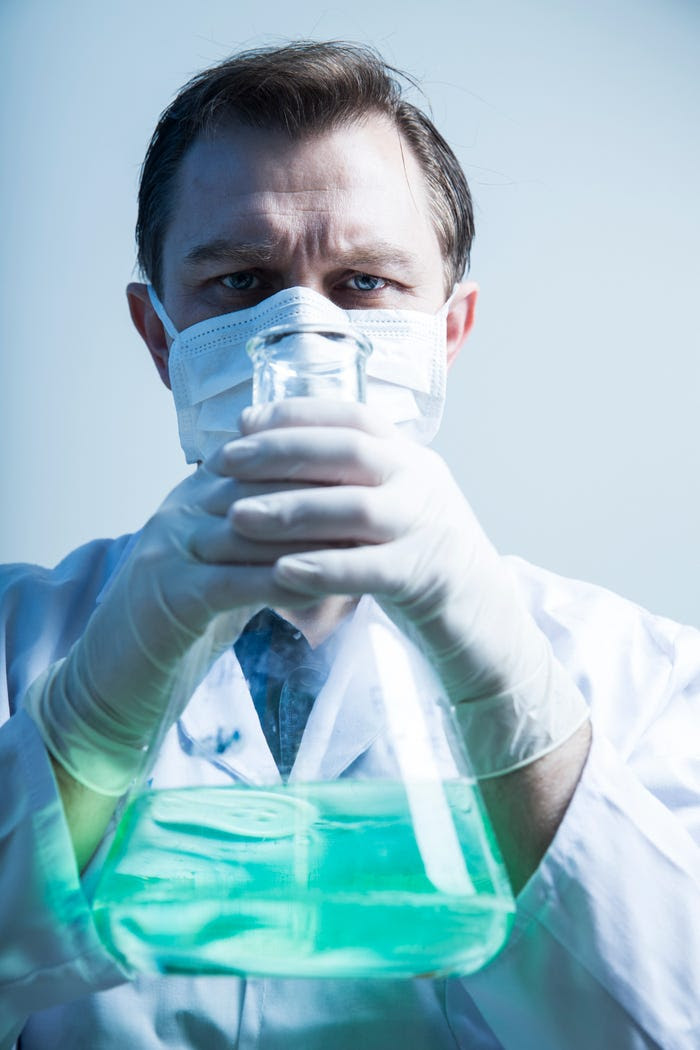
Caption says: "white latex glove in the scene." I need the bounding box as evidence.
[22,454,324,795]
[227,399,589,777]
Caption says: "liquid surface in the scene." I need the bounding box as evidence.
[92,780,515,979]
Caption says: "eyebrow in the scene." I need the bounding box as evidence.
[183,238,277,266]
[182,237,421,274]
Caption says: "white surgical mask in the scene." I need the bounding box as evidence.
[147,285,454,463]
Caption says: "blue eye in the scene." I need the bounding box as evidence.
[349,273,387,291]
[221,272,259,291]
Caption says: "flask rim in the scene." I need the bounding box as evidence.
[246,322,373,362]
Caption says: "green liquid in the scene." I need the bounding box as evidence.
[92,780,515,979]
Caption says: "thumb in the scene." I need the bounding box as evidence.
[273,545,403,599]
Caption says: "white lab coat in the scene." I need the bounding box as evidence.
[1,535,699,1049]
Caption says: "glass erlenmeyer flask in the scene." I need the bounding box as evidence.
[246,322,372,403]
[91,322,515,979]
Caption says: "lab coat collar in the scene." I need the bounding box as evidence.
[176,596,390,786]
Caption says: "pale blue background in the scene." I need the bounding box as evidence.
[1,0,698,626]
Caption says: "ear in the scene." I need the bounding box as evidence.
[126,282,172,390]
[445,280,479,369]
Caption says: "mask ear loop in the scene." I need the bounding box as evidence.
[435,282,460,321]
[147,285,179,341]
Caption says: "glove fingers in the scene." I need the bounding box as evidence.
[238,399,394,439]
[198,478,321,516]
[219,427,395,486]
[190,516,352,565]
[196,562,329,614]
[232,483,413,543]
[272,542,407,599]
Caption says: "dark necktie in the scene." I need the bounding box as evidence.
[234,608,331,778]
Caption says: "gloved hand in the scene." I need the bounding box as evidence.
[22,455,323,795]
[227,398,589,777]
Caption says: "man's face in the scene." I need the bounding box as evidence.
[129,114,476,384]
[164,116,449,321]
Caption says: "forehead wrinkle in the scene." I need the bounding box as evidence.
[177,218,427,273]
[165,114,446,273]
[168,129,441,284]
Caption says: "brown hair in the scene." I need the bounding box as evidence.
[136,41,474,295]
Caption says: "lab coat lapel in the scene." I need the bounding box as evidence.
[161,598,457,789]
[290,596,464,784]
[290,596,388,783]
[177,647,281,786]
[178,601,391,787]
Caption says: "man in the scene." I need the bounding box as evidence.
[1,41,698,1049]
